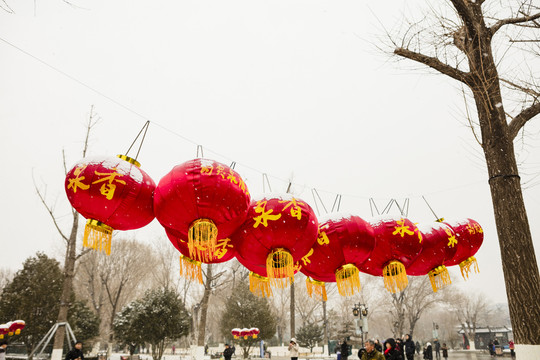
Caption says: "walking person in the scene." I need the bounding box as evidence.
[341,340,350,360]
[65,342,84,360]
[403,335,415,360]
[288,338,299,360]
[0,341,8,360]
[223,344,234,360]
[415,341,421,355]
[383,339,401,360]
[509,339,515,359]
[360,339,385,360]
[433,339,441,360]
[423,342,433,360]
[441,343,448,360]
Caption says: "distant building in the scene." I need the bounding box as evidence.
[458,326,513,350]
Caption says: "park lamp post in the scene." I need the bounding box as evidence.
[352,304,369,345]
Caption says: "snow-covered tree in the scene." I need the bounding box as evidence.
[296,322,323,352]
[114,288,191,360]
[219,281,277,358]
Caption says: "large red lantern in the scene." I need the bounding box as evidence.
[407,222,458,292]
[165,226,236,283]
[233,194,319,289]
[443,219,484,279]
[154,159,250,262]
[0,324,8,339]
[65,155,155,255]
[301,214,376,298]
[359,216,423,293]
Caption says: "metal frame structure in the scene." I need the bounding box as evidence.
[28,322,77,360]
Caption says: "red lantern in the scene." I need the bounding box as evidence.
[240,328,250,340]
[443,219,484,279]
[8,320,25,336]
[154,159,250,262]
[359,216,423,293]
[65,155,155,255]
[165,226,236,283]
[233,194,319,289]
[301,214,376,298]
[231,328,241,339]
[251,328,260,339]
[407,222,458,292]
[0,324,8,339]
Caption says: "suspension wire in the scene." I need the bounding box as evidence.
[286,182,292,194]
[197,145,204,158]
[312,189,328,214]
[382,199,395,214]
[135,121,150,160]
[262,174,272,193]
[404,198,410,217]
[422,195,444,222]
[369,198,380,217]
[331,194,342,213]
[0,35,486,209]
[311,189,321,216]
[230,161,237,169]
[125,121,150,158]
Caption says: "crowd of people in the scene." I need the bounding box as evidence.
[333,335,449,360]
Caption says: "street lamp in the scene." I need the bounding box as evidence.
[352,304,369,344]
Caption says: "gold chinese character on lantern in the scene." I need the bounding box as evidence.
[279,198,305,220]
[301,248,314,266]
[67,165,90,193]
[253,200,282,228]
[317,231,330,245]
[445,228,458,247]
[392,219,415,237]
[92,169,127,200]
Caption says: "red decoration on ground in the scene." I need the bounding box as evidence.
[65,155,155,255]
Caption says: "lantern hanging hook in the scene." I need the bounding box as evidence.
[124,121,150,161]
[393,198,409,216]
[369,198,380,217]
[311,188,328,215]
[230,161,237,169]
[262,173,272,193]
[382,199,395,214]
[196,145,204,158]
[422,195,444,222]
[286,182,292,193]
[331,194,342,213]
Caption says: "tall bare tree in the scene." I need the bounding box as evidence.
[34,108,97,360]
[390,1,540,353]
[451,291,492,350]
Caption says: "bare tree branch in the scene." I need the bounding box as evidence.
[394,47,472,85]
[508,102,540,139]
[491,11,540,34]
[449,0,477,36]
[32,173,69,243]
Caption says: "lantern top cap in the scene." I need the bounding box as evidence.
[117,154,141,168]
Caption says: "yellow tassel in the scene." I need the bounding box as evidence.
[306,277,328,301]
[335,264,361,296]
[253,334,258,339]
[459,256,480,280]
[266,248,295,288]
[83,219,113,255]
[249,272,273,297]
[15,329,21,335]
[428,265,452,292]
[188,219,218,262]
[0,335,3,339]
[383,261,408,293]
[179,255,203,284]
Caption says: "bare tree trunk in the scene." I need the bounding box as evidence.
[197,264,213,347]
[290,282,295,338]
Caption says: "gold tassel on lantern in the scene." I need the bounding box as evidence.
[459,256,479,280]
[306,277,328,301]
[83,219,113,255]
[188,218,218,262]
[428,265,452,292]
[266,248,295,288]
[179,255,203,284]
[383,260,408,293]
[249,272,273,297]
[335,264,361,296]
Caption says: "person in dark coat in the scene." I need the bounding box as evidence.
[65,342,84,360]
[434,339,441,360]
[341,340,350,360]
[441,343,448,360]
[423,342,433,360]
[375,340,383,353]
[403,335,415,360]
[383,338,401,360]
[395,339,404,360]
[223,344,234,360]
[415,341,421,355]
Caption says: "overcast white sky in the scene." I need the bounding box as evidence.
[1,0,539,305]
